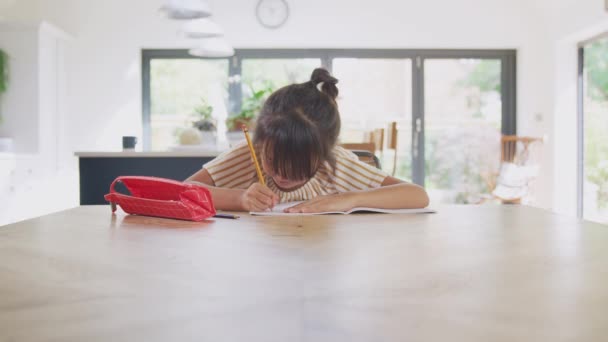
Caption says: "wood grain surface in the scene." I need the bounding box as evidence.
[0,205,607,341]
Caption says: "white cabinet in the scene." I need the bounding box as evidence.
[0,21,75,225]
[0,21,70,160]
[0,153,79,226]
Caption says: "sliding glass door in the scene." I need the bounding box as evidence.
[241,58,321,90]
[332,58,413,180]
[580,37,608,223]
[143,49,515,205]
[148,58,228,150]
[423,58,505,203]
[328,52,514,203]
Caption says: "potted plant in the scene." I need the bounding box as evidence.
[0,49,7,96]
[177,97,217,147]
[225,83,274,146]
[191,97,217,146]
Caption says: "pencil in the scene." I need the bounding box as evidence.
[241,126,266,185]
[214,213,240,219]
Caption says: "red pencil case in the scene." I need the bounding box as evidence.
[104,176,216,221]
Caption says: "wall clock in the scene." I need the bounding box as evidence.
[256,0,289,29]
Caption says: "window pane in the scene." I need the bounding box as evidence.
[241,58,321,99]
[424,59,502,204]
[150,59,228,151]
[332,58,413,180]
[583,38,608,223]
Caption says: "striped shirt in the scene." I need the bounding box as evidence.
[203,142,389,202]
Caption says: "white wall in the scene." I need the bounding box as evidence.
[543,0,608,216]
[2,0,552,144]
[2,0,592,212]
[0,22,39,153]
[0,21,77,225]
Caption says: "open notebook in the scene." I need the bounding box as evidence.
[250,201,436,216]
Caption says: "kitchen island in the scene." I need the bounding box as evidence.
[75,150,221,205]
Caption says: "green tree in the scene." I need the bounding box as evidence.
[584,39,608,101]
[0,50,7,94]
[462,60,501,93]
[0,49,8,125]
[459,60,501,119]
[583,38,608,210]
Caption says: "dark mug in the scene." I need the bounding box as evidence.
[122,136,138,150]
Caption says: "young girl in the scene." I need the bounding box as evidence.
[186,68,429,213]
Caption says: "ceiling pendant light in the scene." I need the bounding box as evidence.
[160,0,212,20]
[188,38,234,57]
[181,18,224,38]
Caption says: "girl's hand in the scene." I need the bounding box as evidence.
[240,183,279,212]
[285,193,357,213]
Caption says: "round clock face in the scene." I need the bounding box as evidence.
[256,0,289,29]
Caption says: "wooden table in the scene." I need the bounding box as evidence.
[1,205,607,341]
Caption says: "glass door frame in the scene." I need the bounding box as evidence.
[576,33,608,219]
[577,45,585,219]
[141,49,231,151]
[413,50,517,186]
[142,49,516,175]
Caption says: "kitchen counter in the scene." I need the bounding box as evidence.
[75,150,221,205]
[74,149,224,158]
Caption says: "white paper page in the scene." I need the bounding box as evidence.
[346,207,436,214]
[250,201,308,216]
[250,201,435,216]
[269,201,303,213]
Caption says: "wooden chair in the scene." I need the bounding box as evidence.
[386,122,398,176]
[351,150,382,169]
[340,143,382,169]
[488,135,544,204]
[340,122,399,171]
[340,123,397,170]
[364,128,385,154]
[500,135,544,165]
[340,142,376,154]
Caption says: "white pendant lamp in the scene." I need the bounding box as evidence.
[188,38,234,57]
[181,18,224,38]
[160,0,212,20]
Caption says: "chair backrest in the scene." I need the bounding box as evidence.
[386,121,399,176]
[339,124,392,170]
[492,135,544,204]
[342,127,386,153]
[364,128,385,153]
[340,142,376,154]
[386,122,398,150]
[349,150,382,169]
[500,135,544,165]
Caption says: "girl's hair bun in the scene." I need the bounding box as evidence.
[310,68,338,100]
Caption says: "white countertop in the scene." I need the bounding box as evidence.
[75,147,224,158]
[0,152,16,159]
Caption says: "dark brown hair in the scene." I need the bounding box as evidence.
[253,68,340,180]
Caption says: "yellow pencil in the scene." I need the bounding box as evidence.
[241,126,266,186]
